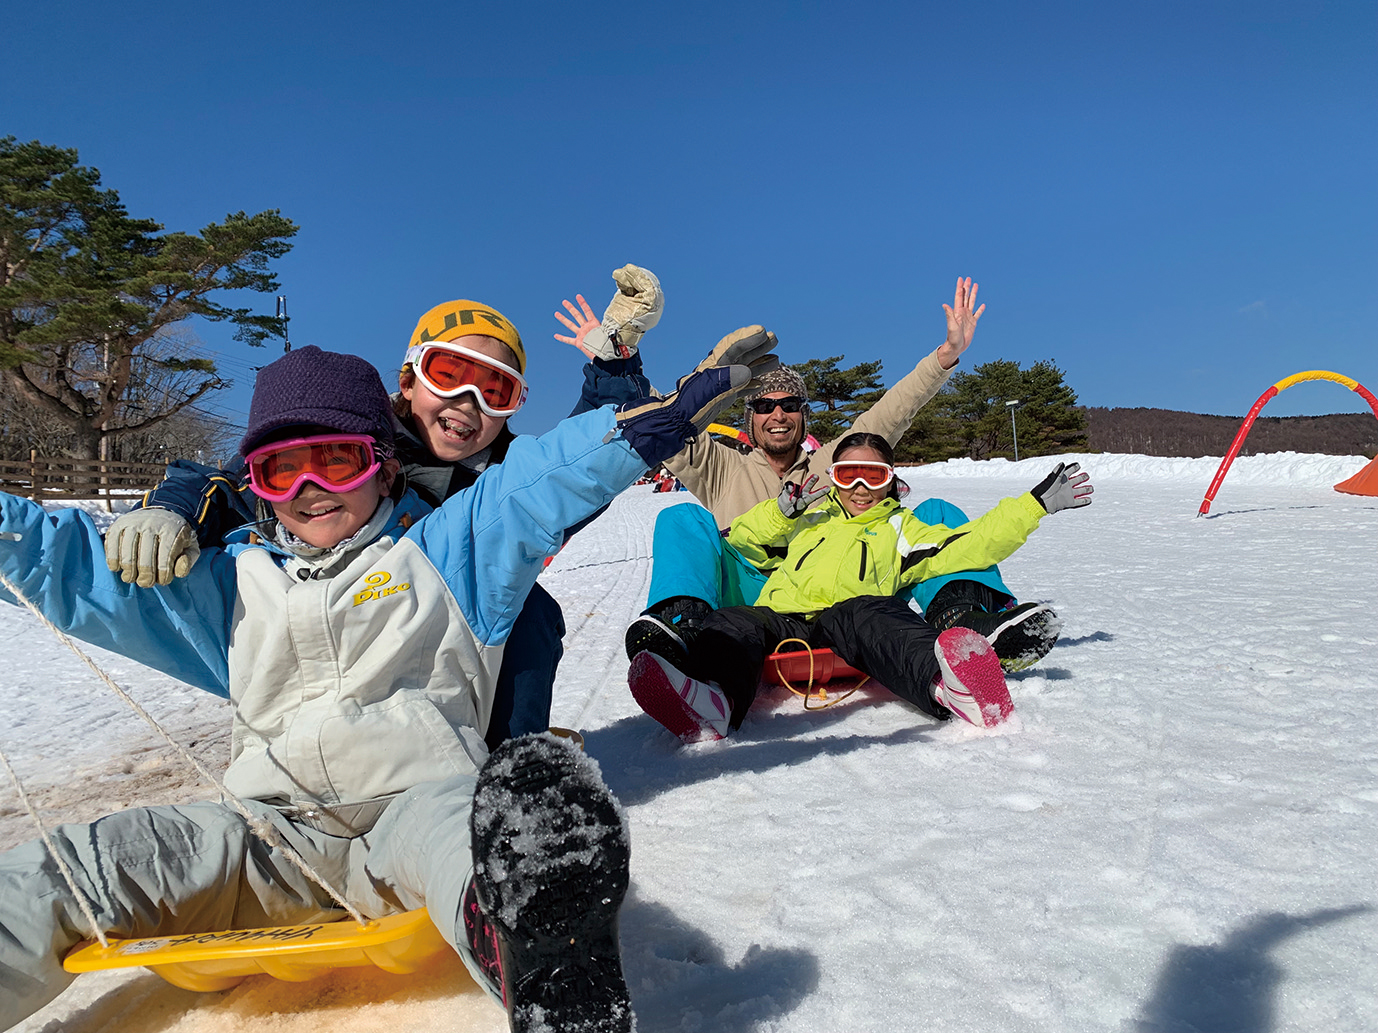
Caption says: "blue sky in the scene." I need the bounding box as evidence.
[4,0,1375,438]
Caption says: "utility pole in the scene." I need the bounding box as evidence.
[1005,399,1022,462]
[277,296,291,353]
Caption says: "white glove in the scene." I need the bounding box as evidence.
[600,264,663,356]
[104,508,201,588]
[777,474,830,519]
[1030,462,1093,514]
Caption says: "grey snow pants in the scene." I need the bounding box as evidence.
[0,773,486,1030]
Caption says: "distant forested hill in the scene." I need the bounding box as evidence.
[1083,408,1378,458]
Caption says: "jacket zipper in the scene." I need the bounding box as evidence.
[794,538,825,570]
[858,542,868,581]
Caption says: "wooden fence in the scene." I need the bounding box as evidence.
[0,450,165,507]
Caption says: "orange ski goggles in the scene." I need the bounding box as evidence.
[827,461,895,490]
[404,342,528,417]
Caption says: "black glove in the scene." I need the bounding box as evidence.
[617,366,760,468]
[776,474,829,518]
[1031,462,1093,513]
[679,325,779,389]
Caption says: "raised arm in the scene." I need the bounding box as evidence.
[555,264,661,416]
[896,463,1093,587]
[416,329,776,644]
[660,325,782,499]
[815,277,985,470]
[935,276,984,370]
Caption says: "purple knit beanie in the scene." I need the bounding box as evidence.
[239,346,396,456]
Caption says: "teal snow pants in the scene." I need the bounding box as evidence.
[643,498,1014,615]
[643,503,769,612]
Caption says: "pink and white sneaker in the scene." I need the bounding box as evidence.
[628,651,731,743]
[931,627,1014,729]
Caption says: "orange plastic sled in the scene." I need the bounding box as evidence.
[63,908,452,992]
[762,647,865,686]
[761,644,876,709]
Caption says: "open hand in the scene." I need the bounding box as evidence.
[1031,462,1093,514]
[936,277,985,369]
[554,294,625,361]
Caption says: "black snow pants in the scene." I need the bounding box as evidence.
[685,595,946,729]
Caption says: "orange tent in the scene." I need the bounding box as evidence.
[1335,455,1378,497]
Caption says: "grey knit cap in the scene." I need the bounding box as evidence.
[743,366,809,405]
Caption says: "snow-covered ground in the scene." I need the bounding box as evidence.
[3,451,1376,1033]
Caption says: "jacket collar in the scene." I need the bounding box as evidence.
[225,489,433,576]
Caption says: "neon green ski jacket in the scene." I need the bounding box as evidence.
[727,489,1047,617]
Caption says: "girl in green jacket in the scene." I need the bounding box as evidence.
[627,433,1093,742]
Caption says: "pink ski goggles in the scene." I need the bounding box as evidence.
[244,433,383,502]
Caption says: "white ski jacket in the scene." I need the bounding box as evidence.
[0,408,647,835]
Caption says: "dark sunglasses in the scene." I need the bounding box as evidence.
[747,395,807,415]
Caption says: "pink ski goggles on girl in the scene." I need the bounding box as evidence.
[244,433,384,501]
[403,342,528,417]
[827,460,895,490]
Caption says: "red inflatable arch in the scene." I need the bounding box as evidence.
[1197,370,1378,515]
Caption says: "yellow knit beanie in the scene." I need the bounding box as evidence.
[406,300,526,374]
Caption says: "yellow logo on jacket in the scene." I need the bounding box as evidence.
[353,570,412,607]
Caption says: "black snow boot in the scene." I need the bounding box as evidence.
[931,600,1062,673]
[470,734,633,1033]
[624,594,712,665]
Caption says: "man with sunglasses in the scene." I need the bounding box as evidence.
[627,277,1053,675]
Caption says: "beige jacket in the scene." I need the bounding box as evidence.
[664,349,954,529]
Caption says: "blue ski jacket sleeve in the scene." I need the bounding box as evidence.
[410,406,648,644]
[139,457,256,548]
[0,491,240,695]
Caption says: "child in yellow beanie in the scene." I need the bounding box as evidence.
[105,271,663,749]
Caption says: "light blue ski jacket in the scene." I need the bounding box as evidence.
[0,408,646,833]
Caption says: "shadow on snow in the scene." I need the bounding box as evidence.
[1131,904,1373,1033]
[620,894,820,1033]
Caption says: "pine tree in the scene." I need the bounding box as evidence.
[0,137,296,459]
[795,355,884,443]
[920,358,1088,460]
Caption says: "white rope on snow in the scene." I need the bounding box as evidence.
[0,566,368,930]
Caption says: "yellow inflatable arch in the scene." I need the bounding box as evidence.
[1198,370,1378,515]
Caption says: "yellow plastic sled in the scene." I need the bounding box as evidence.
[62,908,449,992]
[62,732,587,993]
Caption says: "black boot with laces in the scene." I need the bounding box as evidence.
[470,734,633,1033]
[623,594,712,665]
